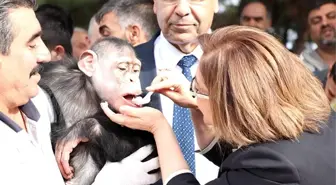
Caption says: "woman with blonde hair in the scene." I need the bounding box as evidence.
[101,26,335,185]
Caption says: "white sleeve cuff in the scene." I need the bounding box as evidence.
[198,137,219,155]
[163,169,192,185]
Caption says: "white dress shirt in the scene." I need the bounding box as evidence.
[154,32,219,184]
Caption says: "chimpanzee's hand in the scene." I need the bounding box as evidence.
[93,145,160,185]
[55,137,89,179]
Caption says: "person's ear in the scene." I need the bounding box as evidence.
[153,0,157,14]
[51,45,66,61]
[77,50,98,77]
[125,24,142,46]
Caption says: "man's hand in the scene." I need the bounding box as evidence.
[93,145,161,185]
[55,137,89,179]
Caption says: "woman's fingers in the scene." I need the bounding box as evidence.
[100,102,160,132]
[100,102,126,125]
[146,80,179,92]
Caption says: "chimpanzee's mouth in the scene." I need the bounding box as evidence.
[123,94,136,101]
[122,93,142,107]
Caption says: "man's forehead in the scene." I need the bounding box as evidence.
[74,31,88,37]
[101,11,119,23]
[9,7,40,36]
[243,3,267,16]
[9,7,35,22]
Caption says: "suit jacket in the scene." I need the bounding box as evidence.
[135,32,162,111]
[168,112,336,185]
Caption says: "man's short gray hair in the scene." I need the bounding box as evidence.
[0,0,35,55]
[95,0,159,39]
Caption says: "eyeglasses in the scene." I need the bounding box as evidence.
[190,77,209,99]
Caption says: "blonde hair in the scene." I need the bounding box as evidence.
[198,26,330,147]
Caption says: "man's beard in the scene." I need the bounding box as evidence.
[321,38,336,46]
[320,25,336,46]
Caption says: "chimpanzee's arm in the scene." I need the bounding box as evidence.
[57,118,105,145]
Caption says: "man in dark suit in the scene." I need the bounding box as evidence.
[135,0,220,183]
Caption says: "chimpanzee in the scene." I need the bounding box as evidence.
[39,37,157,185]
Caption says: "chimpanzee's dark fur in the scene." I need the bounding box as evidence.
[39,58,157,185]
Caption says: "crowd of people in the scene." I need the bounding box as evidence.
[0,0,335,184]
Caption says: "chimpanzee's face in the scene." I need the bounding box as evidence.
[91,48,142,112]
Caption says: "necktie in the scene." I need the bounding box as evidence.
[173,55,197,174]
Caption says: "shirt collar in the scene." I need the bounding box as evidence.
[0,100,40,132]
[154,32,203,69]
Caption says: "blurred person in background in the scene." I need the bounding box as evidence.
[71,27,90,59]
[301,0,336,74]
[36,4,73,61]
[88,15,101,46]
[95,0,159,46]
[238,0,272,32]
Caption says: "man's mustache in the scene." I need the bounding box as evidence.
[30,65,43,77]
[321,24,336,34]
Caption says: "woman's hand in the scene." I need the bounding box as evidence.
[147,70,197,109]
[100,102,169,134]
[101,102,192,183]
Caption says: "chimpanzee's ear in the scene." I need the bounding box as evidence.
[78,50,98,77]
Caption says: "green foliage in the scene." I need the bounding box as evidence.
[36,0,106,28]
